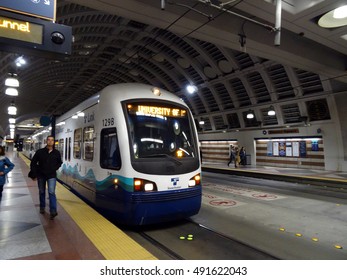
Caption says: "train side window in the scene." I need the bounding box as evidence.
[58,139,64,159]
[68,137,71,161]
[65,138,68,161]
[73,128,82,159]
[83,126,94,161]
[100,128,121,170]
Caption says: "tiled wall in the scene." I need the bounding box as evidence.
[200,139,325,169]
[200,140,238,164]
[256,139,324,169]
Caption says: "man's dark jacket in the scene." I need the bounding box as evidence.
[30,147,62,179]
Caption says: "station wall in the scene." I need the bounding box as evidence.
[199,121,346,171]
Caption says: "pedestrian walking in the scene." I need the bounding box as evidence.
[29,135,62,219]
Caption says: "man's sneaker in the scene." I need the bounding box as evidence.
[40,208,45,214]
[50,212,58,220]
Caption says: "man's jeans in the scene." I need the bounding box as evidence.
[37,178,57,213]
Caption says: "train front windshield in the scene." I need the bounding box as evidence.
[125,101,199,174]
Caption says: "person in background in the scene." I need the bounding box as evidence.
[239,147,246,166]
[227,145,236,167]
[0,146,15,197]
[30,136,62,219]
[234,147,240,168]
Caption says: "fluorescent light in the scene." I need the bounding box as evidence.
[5,77,19,87]
[318,6,347,28]
[9,118,16,124]
[246,110,254,119]
[186,85,197,94]
[333,5,347,19]
[5,88,18,96]
[8,103,17,115]
[268,106,276,116]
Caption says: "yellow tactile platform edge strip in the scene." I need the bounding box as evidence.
[20,153,157,260]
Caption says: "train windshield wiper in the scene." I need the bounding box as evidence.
[141,154,182,165]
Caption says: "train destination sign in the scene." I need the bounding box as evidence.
[0,0,56,21]
[0,15,43,44]
[129,104,187,118]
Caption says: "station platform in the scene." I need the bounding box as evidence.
[202,162,347,189]
[0,152,157,260]
[1,153,346,260]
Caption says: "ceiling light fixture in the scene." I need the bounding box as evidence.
[186,85,197,94]
[268,106,276,116]
[333,5,347,19]
[5,87,19,96]
[318,5,347,28]
[5,76,19,87]
[246,110,254,119]
[8,102,17,116]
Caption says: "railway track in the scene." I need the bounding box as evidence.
[132,219,278,260]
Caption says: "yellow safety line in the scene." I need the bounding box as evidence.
[20,153,157,260]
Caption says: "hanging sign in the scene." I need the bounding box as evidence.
[0,15,43,44]
[0,0,56,21]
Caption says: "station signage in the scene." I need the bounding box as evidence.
[0,10,72,59]
[0,0,56,21]
[0,15,43,44]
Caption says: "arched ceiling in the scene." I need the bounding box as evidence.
[0,0,346,138]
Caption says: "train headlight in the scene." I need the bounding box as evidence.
[134,178,157,192]
[189,173,201,187]
[176,150,183,158]
[144,183,154,191]
[113,178,119,190]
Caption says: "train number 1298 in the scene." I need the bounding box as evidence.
[102,118,114,126]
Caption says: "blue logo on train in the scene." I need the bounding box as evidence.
[171,177,179,186]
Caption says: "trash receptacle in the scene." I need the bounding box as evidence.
[246,154,251,165]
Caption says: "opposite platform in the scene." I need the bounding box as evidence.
[202,162,347,189]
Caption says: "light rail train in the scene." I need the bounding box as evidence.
[23,83,202,225]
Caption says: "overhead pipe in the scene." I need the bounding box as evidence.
[274,0,282,46]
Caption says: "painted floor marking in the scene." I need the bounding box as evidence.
[203,183,286,201]
[202,192,245,208]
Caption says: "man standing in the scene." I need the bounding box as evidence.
[30,135,62,219]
